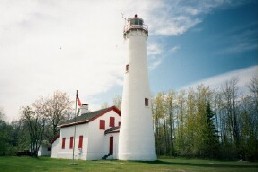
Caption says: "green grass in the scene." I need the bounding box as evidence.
[0,156,257,172]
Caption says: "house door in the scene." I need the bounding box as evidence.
[109,137,113,155]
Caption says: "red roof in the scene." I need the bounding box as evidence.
[59,106,121,128]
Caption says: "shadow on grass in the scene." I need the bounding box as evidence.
[135,160,258,168]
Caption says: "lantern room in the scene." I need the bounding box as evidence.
[123,14,148,37]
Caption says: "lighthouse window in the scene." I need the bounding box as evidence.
[145,98,149,106]
[126,64,129,72]
[130,18,143,26]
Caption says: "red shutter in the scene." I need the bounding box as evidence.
[100,120,105,129]
[69,137,73,149]
[78,136,83,149]
[110,117,115,127]
[62,138,66,149]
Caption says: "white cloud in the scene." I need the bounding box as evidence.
[148,43,162,55]
[170,45,181,53]
[217,26,258,54]
[153,17,202,36]
[141,0,248,36]
[147,43,164,70]
[0,0,126,121]
[141,0,229,36]
[149,58,163,70]
[181,65,258,92]
[221,43,258,54]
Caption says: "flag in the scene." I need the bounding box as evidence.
[77,96,82,107]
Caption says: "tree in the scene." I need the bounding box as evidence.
[152,92,166,155]
[249,76,258,114]
[21,106,46,156]
[42,91,72,139]
[222,78,240,148]
[165,90,176,156]
[113,95,122,110]
[0,108,9,155]
[185,88,197,156]
[0,107,5,121]
[203,102,220,158]
[175,90,186,155]
[238,76,258,161]
[101,102,109,109]
[0,120,11,155]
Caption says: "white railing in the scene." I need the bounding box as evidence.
[123,24,148,34]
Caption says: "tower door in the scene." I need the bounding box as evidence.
[109,137,113,155]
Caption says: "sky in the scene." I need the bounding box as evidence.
[0,0,257,122]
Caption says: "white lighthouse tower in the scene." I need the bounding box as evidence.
[118,14,156,161]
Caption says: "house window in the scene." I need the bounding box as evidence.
[145,98,149,106]
[61,138,66,149]
[78,135,83,149]
[100,120,105,129]
[69,137,73,149]
[110,117,115,127]
[119,121,121,126]
[126,64,129,72]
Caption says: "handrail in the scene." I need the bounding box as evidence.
[123,24,148,34]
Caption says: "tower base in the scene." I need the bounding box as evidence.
[119,153,157,161]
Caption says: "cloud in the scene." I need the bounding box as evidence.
[149,58,163,70]
[148,43,162,55]
[170,45,181,53]
[153,17,201,36]
[147,44,180,70]
[181,65,258,92]
[0,0,126,121]
[147,43,164,70]
[221,43,258,54]
[217,23,258,54]
[140,0,244,36]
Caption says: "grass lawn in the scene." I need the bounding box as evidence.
[0,156,257,172]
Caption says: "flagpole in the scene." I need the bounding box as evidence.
[72,90,78,164]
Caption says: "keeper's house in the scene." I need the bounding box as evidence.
[51,105,121,160]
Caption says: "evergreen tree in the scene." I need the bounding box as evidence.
[204,102,220,158]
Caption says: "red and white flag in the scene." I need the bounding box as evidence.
[77,96,82,107]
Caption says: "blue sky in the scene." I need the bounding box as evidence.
[149,2,257,92]
[0,0,257,121]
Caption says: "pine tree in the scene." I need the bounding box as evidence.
[204,102,220,158]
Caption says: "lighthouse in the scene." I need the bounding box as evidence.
[118,15,157,161]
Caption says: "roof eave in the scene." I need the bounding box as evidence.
[59,120,89,128]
